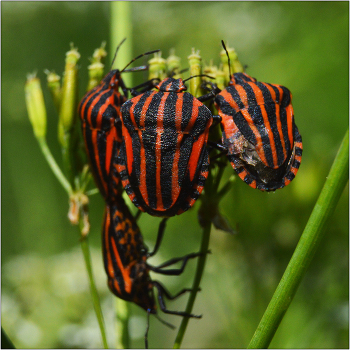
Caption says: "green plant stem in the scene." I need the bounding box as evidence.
[1,327,15,349]
[173,219,211,349]
[173,164,229,348]
[37,137,72,195]
[248,129,349,349]
[109,3,133,348]
[85,188,100,196]
[80,234,109,349]
[115,298,130,349]
[110,1,132,87]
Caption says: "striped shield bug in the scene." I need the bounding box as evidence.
[78,39,160,201]
[118,76,216,217]
[102,196,204,347]
[214,40,303,191]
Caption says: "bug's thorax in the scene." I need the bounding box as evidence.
[103,69,121,88]
[156,77,187,92]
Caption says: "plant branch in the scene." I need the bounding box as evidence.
[248,129,349,348]
[37,137,73,195]
[173,221,211,349]
[115,298,130,349]
[80,233,109,349]
[173,166,227,348]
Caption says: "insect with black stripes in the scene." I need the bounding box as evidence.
[78,38,160,202]
[103,196,204,348]
[79,41,205,347]
[117,76,218,217]
[214,40,303,191]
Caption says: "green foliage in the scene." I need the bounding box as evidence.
[2,2,348,349]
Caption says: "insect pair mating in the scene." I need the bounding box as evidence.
[79,40,209,348]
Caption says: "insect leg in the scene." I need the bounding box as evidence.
[145,309,151,349]
[197,82,221,102]
[207,140,228,160]
[129,78,160,97]
[148,250,210,275]
[152,281,202,318]
[148,218,168,257]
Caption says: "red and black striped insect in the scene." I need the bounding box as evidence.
[78,39,160,201]
[214,41,303,191]
[103,196,203,347]
[117,77,216,217]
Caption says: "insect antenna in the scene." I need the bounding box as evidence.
[109,37,127,71]
[120,49,161,74]
[123,65,148,73]
[182,74,215,83]
[170,67,189,78]
[221,40,232,80]
[145,310,150,349]
[155,314,176,330]
[144,310,176,348]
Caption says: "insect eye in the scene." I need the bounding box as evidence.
[110,77,121,89]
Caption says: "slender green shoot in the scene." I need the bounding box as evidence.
[85,188,100,196]
[37,137,73,195]
[248,129,349,348]
[174,164,228,348]
[80,232,109,349]
[173,221,211,348]
[26,53,109,349]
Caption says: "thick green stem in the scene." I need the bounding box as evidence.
[110,3,133,348]
[110,1,132,88]
[115,298,130,349]
[248,129,349,349]
[80,234,109,349]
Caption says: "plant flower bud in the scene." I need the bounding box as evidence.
[25,73,47,140]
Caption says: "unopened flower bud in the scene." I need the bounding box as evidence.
[148,52,167,81]
[58,44,80,147]
[187,48,202,97]
[87,62,105,91]
[25,73,47,140]
[220,43,244,84]
[167,49,181,78]
[45,70,61,111]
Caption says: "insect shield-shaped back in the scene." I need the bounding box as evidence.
[79,69,126,201]
[215,72,303,191]
[102,199,156,313]
[79,41,160,202]
[118,77,213,217]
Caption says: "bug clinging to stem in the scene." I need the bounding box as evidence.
[117,72,220,218]
[78,38,161,201]
[214,40,303,191]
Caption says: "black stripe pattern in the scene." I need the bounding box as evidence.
[102,199,156,312]
[119,77,212,217]
[79,70,126,201]
[215,72,303,191]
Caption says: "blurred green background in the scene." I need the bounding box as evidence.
[2,1,348,348]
